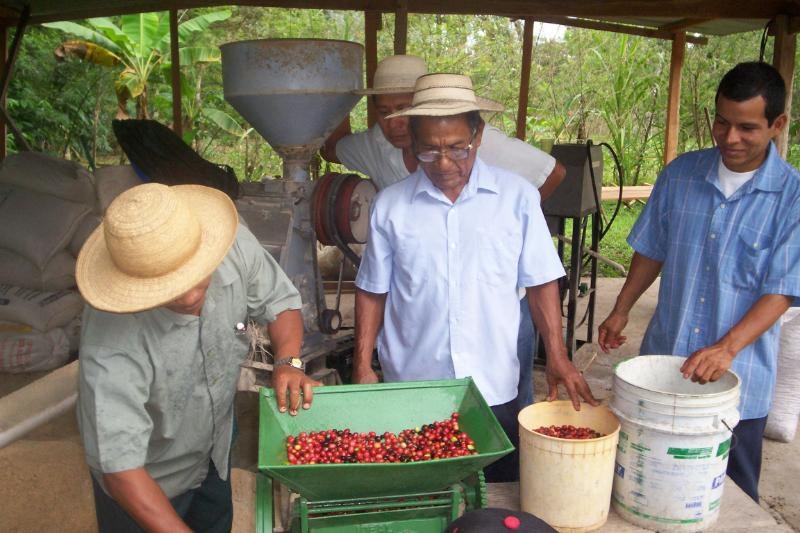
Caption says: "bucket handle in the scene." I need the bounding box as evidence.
[722,419,739,451]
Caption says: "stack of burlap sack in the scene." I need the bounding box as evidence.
[765,308,800,443]
[0,152,140,372]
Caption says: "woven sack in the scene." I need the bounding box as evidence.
[0,248,75,291]
[0,151,96,207]
[0,185,90,269]
[0,324,70,373]
[0,285,84,332]
[765,308,800,443]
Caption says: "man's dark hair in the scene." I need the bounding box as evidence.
[409,111,484,139]
[716,62,786,125]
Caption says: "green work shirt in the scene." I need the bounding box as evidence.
[77,225,301,498]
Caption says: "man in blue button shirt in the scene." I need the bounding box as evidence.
[354,73,597,483]
[598,62,800,502]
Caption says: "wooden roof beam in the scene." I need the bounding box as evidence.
[3,1,800,26]
[386,0,799,19]
[787,16,800,35]
[658,18,713,33]
[534,16,708,45]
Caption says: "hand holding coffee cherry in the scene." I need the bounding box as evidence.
[533,424,604,439]
[285,413,478,465]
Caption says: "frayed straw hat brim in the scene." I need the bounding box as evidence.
[353,85,416,95]
[353,54,427,95]
[385,73,505,118]
[76,185,238,314]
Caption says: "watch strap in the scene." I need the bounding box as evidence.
[274,356,305,371]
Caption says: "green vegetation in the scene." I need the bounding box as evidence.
[594,201,645,278]
[6,8,798,260]
[559,201,644,279]
[44,11,231,121]
[10,8,797,180]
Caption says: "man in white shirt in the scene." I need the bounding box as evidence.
[322,55,566,408]
[354,73,596,483]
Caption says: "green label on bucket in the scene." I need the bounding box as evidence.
[667,447,713,459]
[716,438,732,457]
[612,495,704,524]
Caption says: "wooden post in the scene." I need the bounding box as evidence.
[0,6,30,152]
[365,10,380,127]
[394,1,408,55]
[664,32,686,165]
[169,9,182,138]
[772,15,796,159]
[0,25,6,160]
[516,18,534,141]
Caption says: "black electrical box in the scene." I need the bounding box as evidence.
[541,143,603,218]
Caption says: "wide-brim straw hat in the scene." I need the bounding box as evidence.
[76,183,238,314]
[386,73,504,118]
[354,54,427,95]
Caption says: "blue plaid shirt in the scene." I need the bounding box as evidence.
[629,143,800,419]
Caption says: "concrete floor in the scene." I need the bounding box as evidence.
[0,277,798,532]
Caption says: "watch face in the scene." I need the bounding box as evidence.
[290,358,302,368]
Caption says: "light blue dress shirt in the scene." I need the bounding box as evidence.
[629,143,800,419]
[356,158,565,406]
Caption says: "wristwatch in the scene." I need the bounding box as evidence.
[274,356,305,372]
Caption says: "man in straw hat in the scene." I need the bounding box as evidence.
[75,183,318,532]
[353,73,597,482]
[322,54,566,410]
[322,54,565,196]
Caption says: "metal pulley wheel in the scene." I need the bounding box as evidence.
[312,172,377,249]
[320,308,342,334]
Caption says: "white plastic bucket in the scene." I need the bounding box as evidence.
[610,355,740,532]
[518,401,620,532]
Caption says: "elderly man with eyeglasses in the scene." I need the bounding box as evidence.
[323,54,567,411]
[353,73,597,483]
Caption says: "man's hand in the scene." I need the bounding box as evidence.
[680,343,736,384]
[679,294,793,384]
[354,288,386,386]
[526,281,598,411]
[598,310,629,353]
[352,365,379,384]
[273,366,321,416]
[545,355,599,411]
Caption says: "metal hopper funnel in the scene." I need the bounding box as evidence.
[220,39,363,181]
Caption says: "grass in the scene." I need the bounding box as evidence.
[559,200,644,278]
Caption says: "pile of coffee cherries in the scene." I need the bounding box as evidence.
[285,412,478,464]
[534,424,604,439]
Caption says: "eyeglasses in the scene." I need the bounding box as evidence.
[415,143,474,163]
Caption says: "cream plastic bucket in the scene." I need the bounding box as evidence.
[610,355,740,532]
[518,401,621,532]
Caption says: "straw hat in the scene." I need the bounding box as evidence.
[76,183,239,313]
[386,73,504,118]
[354,54,427,95]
